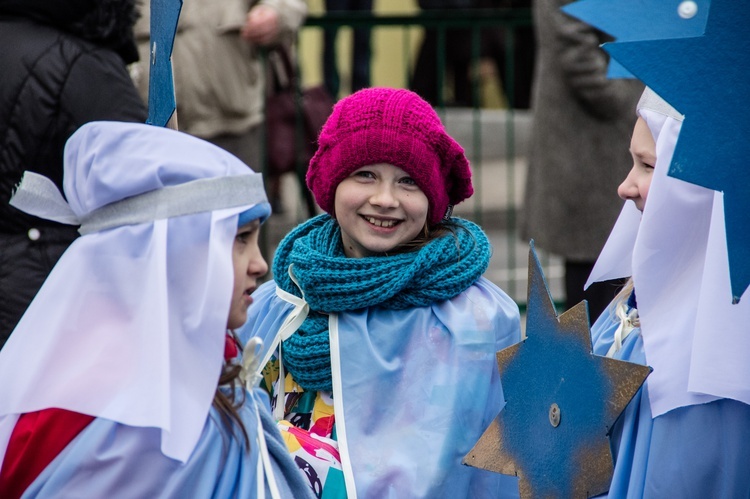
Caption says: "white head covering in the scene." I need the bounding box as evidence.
[0,121,270,462]
[588,89,750,416]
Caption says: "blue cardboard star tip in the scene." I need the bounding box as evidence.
[146,0,183,128]
[603,0,750,302]
[464,242,650,498]
[562,0,709,79]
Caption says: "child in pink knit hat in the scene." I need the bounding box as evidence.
[239,88,523,498]
[307,86,473,227]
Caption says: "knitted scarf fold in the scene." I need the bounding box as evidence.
[272,214,491,392]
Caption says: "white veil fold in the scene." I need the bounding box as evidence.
[588,89,750,416]
[0,121,269,462]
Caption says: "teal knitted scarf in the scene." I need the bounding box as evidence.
[273,214,491,392]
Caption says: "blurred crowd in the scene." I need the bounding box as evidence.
[0,0,628,345]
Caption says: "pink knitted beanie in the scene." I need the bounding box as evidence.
[306,87,473,226]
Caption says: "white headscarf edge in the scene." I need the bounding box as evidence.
[588,89,750,415]
[0,122,270,463]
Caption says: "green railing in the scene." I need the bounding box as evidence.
[304,9,532,108]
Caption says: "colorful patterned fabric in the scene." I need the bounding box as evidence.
[263,359,346,498]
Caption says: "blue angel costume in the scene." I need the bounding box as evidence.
[590,295,750,499]
[18,389,310,498]
[584,88,750,498]
[239,214,522,498]
[0,122,314,498]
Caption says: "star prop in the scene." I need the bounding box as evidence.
[562,0,709,78]
[464,242,651,499]
[604,0,750,302]
[147,0,183,127]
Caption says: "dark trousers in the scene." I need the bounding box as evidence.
[411,27,474,106]
[323,0,373,98]
[479,24,535,109]
[410,21,535,108]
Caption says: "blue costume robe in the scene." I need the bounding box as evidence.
[239,276,523,498]
[591,306,750,498]
[20,389,313,498]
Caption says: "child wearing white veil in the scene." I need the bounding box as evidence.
[0,121,315,498]
[587,89,750,497]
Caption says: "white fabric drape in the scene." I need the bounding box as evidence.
[587,91,750,416]
[0,121,268,462]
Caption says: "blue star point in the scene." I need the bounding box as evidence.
[464,243,651,498]
[604,0,750,301]
[563,0,709,78]
[147,0,183,127]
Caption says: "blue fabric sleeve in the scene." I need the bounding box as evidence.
[239,280,294,359]
[591,303,750,498]
[22,388,313,498]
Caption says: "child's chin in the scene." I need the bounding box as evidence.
[227,314,247,331]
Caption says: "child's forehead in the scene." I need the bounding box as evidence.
[633,117,655,141]
[635,109,668,146]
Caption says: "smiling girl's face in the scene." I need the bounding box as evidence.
[618,117,657,212]
[334,163,429,258]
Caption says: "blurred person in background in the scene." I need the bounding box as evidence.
[322,0,373,99]
[410,0,534,109]
[476,0,535,109]
[410,0,476,107]
[521,0,643,322]
[133,0,307,211]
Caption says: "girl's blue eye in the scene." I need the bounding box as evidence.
[354,170,375,179]
[400,177,417,185]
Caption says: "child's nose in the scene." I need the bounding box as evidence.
[369,184,398,207]
[248,250,268,278]
[617,168,639,201]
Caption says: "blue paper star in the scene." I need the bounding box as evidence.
[147,0,183,127]
[464,243,651,498]
[563,0,709,78]
[604,0,750,302]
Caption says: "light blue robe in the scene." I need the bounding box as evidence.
[591,307,750,498]
[23,389,314,498]
[239,276,523,498]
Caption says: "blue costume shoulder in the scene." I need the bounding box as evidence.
[240,276,523,498]
[591,308,750,498]
[23,389,313,498]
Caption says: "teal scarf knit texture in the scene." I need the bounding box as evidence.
[273,214,491,392]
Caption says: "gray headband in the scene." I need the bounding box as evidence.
[10,171,267,235]
[637,87,684,122]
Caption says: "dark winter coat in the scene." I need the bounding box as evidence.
[521,0,643,261]
[0,0,147,347]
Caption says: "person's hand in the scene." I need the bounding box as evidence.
[240,4,281,45]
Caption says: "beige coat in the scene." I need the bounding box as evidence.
[133,0,306,139]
